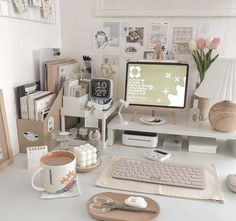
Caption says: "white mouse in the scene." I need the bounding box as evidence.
[226,174,236,193]
[124,196,147,208]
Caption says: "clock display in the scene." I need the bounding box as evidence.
[90,79,113,99]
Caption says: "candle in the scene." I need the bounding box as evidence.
[73,143,97,168]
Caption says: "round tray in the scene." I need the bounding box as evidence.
[87,192,160,221]
[139,116,166,125]
[76,158,101,173]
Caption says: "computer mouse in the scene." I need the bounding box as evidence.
[226,174,236,193]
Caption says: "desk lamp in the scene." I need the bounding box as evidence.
[194,57,236,132]
[118,99,129,125]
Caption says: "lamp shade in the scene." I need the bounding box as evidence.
[194,57,236,132]
[194,57,236,104]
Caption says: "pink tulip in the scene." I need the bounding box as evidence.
[196,38,206,49]
[189,40,197,51]
[209,37,220,49]
[205,38,212,48]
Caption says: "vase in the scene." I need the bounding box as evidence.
[197,96,210,121]
[209,101,236,132]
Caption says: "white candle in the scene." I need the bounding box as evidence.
[73,143,98,167]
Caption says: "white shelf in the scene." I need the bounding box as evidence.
[107,113,236,147]
[60,101,120,148]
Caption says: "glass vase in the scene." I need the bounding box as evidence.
[197,96,210,121]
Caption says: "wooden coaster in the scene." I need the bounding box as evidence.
[76,158,100,173]
[87,192,160,221]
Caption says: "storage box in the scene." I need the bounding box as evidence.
[63,94,88,110]
[163,135,183,151]
[188,136,217,154]
[122,130,158,148]
[17,90,63,153]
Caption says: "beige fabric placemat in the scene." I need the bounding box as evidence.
[95,156,224,203]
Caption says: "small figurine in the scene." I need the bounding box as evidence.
[153,40,165,60]
[101,59,115,79]
[88,129,102,155]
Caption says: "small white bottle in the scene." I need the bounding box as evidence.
[189,99,200,127]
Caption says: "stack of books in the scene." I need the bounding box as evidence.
[20,91,56,121]
[44,59,80,94]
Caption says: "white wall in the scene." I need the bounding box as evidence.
[60,0,236,102]
[0,2,62,156]
[2,0,235,156]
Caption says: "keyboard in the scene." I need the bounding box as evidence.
[112,158,206,189]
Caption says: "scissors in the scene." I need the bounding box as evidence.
[89,196,157,213]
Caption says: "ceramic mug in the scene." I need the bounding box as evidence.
[31,150,76,194]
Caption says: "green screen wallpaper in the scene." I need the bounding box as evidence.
[126,63,188,107]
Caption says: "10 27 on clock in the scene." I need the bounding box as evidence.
[90,78,113,100]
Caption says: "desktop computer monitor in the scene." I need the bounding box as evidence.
[124,61,189,109]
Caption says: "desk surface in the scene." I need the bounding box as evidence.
[0,143,236,221]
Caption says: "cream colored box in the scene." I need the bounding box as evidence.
[63,94,88,110]
[17,90,63,153]
[188,136,217,154]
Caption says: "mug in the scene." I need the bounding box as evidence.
[31,150,76,194]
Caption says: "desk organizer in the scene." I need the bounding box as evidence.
[17,89,63,153]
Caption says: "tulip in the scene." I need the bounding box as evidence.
[196,38,205,49]
[205,37,213,48]
[189,37,220,85]
[209,37,220,49]
[189,40,197,51]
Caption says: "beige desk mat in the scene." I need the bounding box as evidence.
[95,156,224,203]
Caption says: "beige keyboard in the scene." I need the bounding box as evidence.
[112,158,206,189]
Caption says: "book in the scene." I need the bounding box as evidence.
[20,90,43,120]
[28,91,52,120]
[16,81,40,118]
[63,79,79,96]
[34,93,56,121]
[45,59,77,94]
[57,62,80,92]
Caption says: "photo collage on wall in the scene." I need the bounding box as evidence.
[91,21,205,60]
[90,21,209,99]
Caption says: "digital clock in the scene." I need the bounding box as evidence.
[90,78,113,100]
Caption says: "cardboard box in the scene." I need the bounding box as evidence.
[17,89,63,153]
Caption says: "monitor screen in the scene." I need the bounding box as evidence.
[125,61,189,108]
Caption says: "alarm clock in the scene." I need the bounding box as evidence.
[90,78,113,100]
[89,79,113,110]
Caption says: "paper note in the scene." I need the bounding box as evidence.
[85,110,99,128]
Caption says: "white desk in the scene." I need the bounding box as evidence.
[0,143,236,221]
